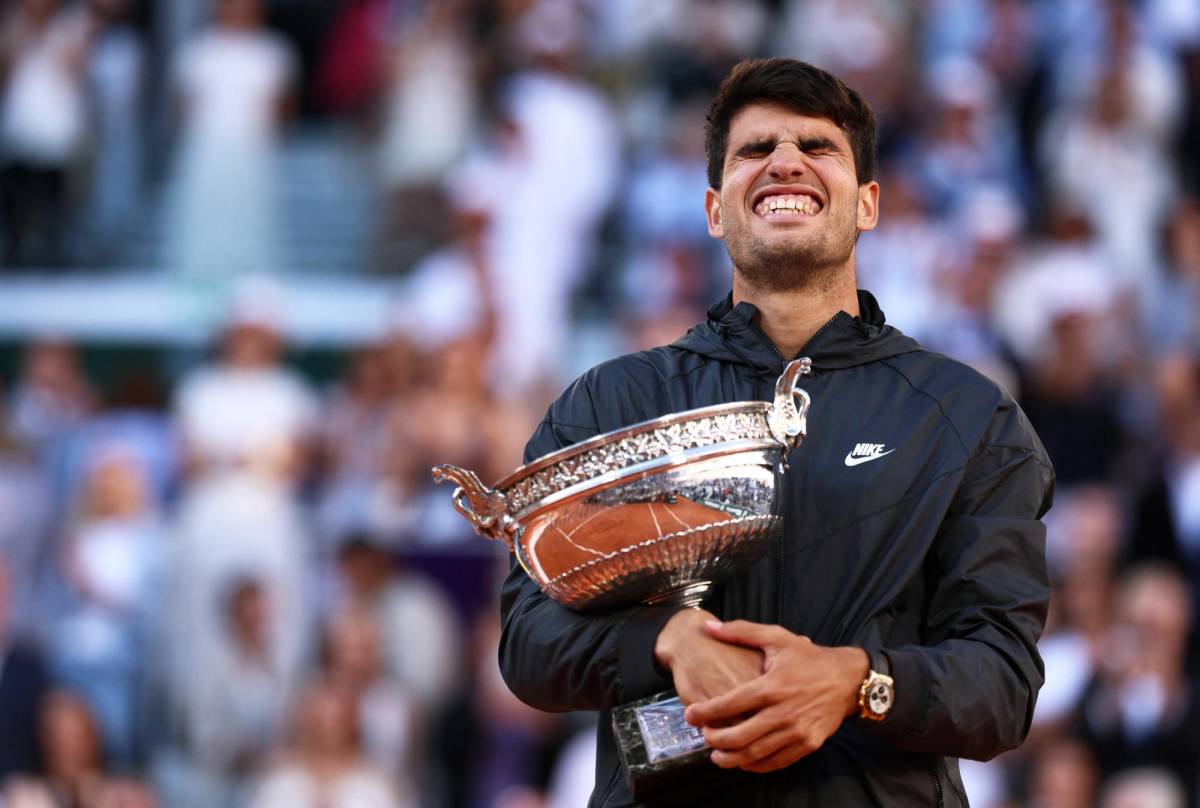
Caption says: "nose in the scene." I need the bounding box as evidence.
[766,142,808,180]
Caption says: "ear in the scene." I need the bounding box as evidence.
[856,181,880,232]
[705,187,724,239]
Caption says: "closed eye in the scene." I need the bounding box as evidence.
[735,139,776,159]
[797,137,839,155]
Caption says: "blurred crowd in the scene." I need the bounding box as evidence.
[1,0,1200,806]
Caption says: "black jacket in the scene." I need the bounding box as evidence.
[499,292,1054,807]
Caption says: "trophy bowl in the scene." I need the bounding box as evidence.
[432,358,812,612]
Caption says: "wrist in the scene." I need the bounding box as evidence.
[653,608,713,673]
[839,646,871,717]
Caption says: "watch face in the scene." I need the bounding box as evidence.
[868,681,893,715]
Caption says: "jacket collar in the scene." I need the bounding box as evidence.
[673,289,920,374]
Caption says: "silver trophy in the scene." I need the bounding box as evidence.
[432,358,812,798]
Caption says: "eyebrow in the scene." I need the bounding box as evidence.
[733,135,841,158]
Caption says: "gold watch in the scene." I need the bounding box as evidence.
[857,650,895,722]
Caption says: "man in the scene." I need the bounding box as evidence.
[499,58,1053,807]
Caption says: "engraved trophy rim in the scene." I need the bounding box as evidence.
[494,399,773,493]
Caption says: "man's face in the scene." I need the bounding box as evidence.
[705,102,878,291]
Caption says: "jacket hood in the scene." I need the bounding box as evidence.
[671,289,921,374]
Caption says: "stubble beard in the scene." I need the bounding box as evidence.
[726,208,858,294]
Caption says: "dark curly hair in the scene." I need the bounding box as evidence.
[705,58,877,189]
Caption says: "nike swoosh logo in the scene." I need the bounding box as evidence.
[844,449,895,467]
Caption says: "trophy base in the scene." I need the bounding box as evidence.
[614,690,740,803]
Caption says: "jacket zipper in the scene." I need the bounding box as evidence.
[748,317,789,366]
[746,312,833,622]
[929,758,945,808]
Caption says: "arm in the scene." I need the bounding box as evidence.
[866,415,1054,759]
[497,377,681,712]
[685,398,1054,767]
[498,370,771,712]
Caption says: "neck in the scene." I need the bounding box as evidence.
[732,268,860,359]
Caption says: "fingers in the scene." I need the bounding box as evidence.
[740,743,811,773]
[702,708,779,751]
[685,679,767,727]
[708,722,822,772]
[703,619,787,650]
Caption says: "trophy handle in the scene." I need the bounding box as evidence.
[431,464,512,543]
[767,357,813,455]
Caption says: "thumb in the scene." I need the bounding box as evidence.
[703,619,783,650]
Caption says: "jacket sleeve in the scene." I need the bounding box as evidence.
[867,398,1054,760]
[497,375,680,712]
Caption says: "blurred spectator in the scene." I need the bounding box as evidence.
[0,0,96,267]
[1025,736,1099,808]
[855,164,957,343]
[1035,487,1123,731]
[170,0,296,280]
[1043,62,1176,292]
[919,187,1024,394]
[1075,563,1200,803]
[166,285,316,797]
[248,677,405,808]
[914,56,1024,215]
[398,331,533,543]
[431,609,567,808]
[394,178,495,359]
[1099,767,1187,808]
[0,385,52,637]
[55,392,178,523]
[45,445,164,768]
[1143,197,1200,353]
[0,553,50,783]
[2,690,157,808]
[313,0,388,119]
[8,338,95,460]
[774,0,910,125]
[320,602,416,788]
[994,208,1129,484]
[449,0,620,396]
[545,723,597,808]
[315,344,400,549]
[332,537,460,715]
[83,0,145,263]
[169,577,290,808]
[372,191,506,542]
[174,281,316,485]
[619,99,724,319]
[375,0,477,267]
[1128,351,1200,604]
[1050,0,1183,140]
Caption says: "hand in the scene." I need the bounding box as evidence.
[654,609,764,706]
[683,620,868,773]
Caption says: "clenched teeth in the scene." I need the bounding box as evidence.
[756,194,820,216]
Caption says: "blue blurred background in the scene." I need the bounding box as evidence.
[0,0,1199,806]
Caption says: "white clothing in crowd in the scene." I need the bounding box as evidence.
[166,474,311,751]
[174,363,316,473]
[166,356,319,789]
[171,26,296,278]
[454,69,619,394]
[377,25,476,189]
[0,5,91,166]
[370,573,460,712]
[249,762,406,808]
